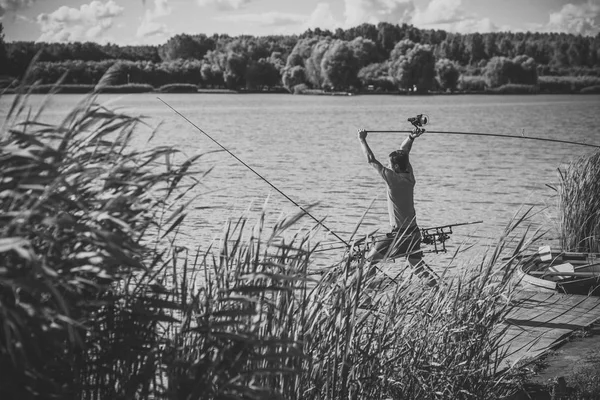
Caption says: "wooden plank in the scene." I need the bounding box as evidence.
[497,291,600,369]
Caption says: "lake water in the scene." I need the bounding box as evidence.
[2,93,599,269]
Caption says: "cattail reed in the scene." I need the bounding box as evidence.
[558,150,600,253]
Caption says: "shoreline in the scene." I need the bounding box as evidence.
[2,87,600,96]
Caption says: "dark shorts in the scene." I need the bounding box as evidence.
[386,226,423,260]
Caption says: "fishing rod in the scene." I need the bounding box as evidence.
[159,98,408,287]
[366,114,600,148]
[315,220,483,254]
[157,97,350,247]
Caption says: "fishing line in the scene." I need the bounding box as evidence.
[157,97,350,247]
[366,130,600,148]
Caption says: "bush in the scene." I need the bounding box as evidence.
[23,84,96,93]
[458,75,486,92]
[487,84,539,94]
[580,85,600,94]
[539,76,600,93]
[157,83,198,93]
[292,83,309,94]
[96,83,155,93]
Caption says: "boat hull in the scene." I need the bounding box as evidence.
[516,249,600,296]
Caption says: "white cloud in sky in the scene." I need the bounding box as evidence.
[215,11,305,27]
[0,0,35,17]
[196,0,251,11]
[305,2,341,30]
[36,0,124,42]
[543,1,600,36]
[137,0,172,39]
[344,0,414,27]
[410,0,499,33]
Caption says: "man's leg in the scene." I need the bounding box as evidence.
[407,256,438,287]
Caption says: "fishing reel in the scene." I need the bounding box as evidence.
[408,114,429,136]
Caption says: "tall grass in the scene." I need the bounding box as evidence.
[557,150,600,253]
[0,65,202,398]
[1,64,534,399]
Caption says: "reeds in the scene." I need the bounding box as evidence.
[1,63,534,399]
[557,150,600,253]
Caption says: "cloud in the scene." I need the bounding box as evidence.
[0,0,35,17]
[306,2,341,30]
[343,0,414,28]
[196,0,251,11]
[137,0,172,39]
[544,1,600,36]
[410,0,499,33]
[36,0,124,42]
[215,11,305,27]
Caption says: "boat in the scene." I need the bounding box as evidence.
[516,246,600,296]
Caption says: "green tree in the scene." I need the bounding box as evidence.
[468,33,486,65]
[245,58,280,90]
[484,56,513,87]
[159,34,211,61]
[305,37,333,88]
[281,65,307,91]
[357,61,394,91]
[388,40,436,92]
[321,40,360,90]
[435,58,460,92]
[349,36,379,67]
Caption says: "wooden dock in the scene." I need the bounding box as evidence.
[498,290,600,369]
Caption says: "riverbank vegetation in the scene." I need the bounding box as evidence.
[1,21,599,94]
[0,73,546,398]
[557,150,600,253]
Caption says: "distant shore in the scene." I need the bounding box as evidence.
[2,82,600,96]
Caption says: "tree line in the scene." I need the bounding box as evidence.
[1,22,599,92]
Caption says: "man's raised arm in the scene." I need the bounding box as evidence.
[358,129,383,170]
[399,130,420,154]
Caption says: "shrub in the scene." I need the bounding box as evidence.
[96,83,155,93]
[487,84,540,94]
[458,75,486,92]
[580,85,600,94]
[292,83,309,94]
[157,83,198,93]
[539,76,600,93]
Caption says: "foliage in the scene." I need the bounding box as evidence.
[157,83,199,93]
[557,150,600,253]
[1,62,554,399]
[486,84,540,94]
[0,75,201,398]
[389,40,436,92]
[3,22,600,92]
[321,40,360,90]
[458,75,486,92]
[435,58,460,92]
[358,62,396,91]
[538,75,600,93]
[282,65,308,91]
[245,58,281,90]
[580,85,600,93]
[484,56,538,88]
[158,33,215,61]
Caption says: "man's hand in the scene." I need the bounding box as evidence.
[410,127,425,139]
[358,128,368,140]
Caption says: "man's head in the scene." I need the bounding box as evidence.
[389,150,409,173]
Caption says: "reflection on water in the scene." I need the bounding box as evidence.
[2,93,598,269]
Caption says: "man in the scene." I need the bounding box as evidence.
[357,127,437,286]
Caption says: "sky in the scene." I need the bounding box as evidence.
[1,0,599,45]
